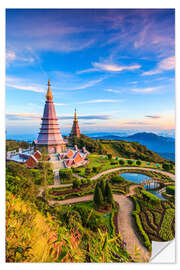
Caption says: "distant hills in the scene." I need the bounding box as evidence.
[91,132,175,162]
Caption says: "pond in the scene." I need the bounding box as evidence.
[120,172,166,200]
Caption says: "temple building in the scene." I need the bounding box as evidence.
[36,79,66,153]
[7,80,89,171]
[70,109,81,138]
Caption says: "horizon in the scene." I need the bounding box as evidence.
[6,9,175,135]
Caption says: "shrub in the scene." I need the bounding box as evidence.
[73,178,81,188]
[59,169,73,181]
[85,167,92,176]
[92,166,99,173]
[107,154,112,160]
[111,175,125,184]
[162,163,173,171]
[110,162,118,165]
[127,160,133,165]
[119,159,125,165]
[166,185,175,195]
[136,160,141,166]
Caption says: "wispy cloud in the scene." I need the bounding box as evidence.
[6,113,111,121]
[77,62,141,74]
[105,89,122,93]
[6,83,45,93]
[142,56,175,76]
[54,103,67,106]
[64,78,105,90]
[145,115,161,119]
[123,121,150,126]
[132,86,162,93]
[78,99,123,104]
[6,50,35,66]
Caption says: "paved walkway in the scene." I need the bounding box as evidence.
[91,167,175,181]
[48,185,150,261]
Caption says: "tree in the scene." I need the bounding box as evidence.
[119,159,125,165]
[127,160,133,165]
[93,184,104,207]
[107,154,112,160]
[162,163,171,171]
[105,182,114,206]
[136,160,141,166]
[99,180,106,197]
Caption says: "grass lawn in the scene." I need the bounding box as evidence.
[73,153,172,179]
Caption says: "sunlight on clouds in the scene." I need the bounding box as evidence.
[142,56,175,76]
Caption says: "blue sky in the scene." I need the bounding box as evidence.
[6,9,175,136]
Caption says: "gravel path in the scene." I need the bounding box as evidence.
[48,185,150,261]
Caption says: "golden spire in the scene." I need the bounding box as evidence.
[74,108,77,121]
[46,79,53,101]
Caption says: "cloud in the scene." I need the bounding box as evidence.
[64,78,105,90]
[6,113,111,121]
[123,121,150,125]
[54,103,67,106]
[6,83,45,93]
[132,87,161,93]
[142,56,175,76]
[105,89,122,93]
[145,115,161,119]
[6,50,35,66]
[78,99,123,104]
[78,62,141,74]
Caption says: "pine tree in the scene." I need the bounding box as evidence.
[105,182,114,206]
[94,183,104,207]
[99,180,106,198]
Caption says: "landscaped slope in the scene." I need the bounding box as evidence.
[69,134,166,163]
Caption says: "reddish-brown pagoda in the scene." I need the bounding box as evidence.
[36,80,66,153]
[70,109,81,138]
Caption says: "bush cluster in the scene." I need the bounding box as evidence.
[59,169,73,181]
[72,178,91,188]
[110,175,125,184]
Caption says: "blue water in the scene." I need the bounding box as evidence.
[120,172,165,200]
[120,173,152,184]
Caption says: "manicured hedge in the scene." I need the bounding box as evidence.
[131,196,151,251]
[59,169,73,181]
[111,175,125,184]
[166,185,175,195]
[132,212,152,251]
[159,208,175,241]
[141,190,160,205]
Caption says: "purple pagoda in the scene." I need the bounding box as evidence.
[36,80,66,153]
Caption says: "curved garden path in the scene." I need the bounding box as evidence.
[91,167,175,181]
[48,185,150,261]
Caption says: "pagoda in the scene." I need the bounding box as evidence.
[36,80,66,153]
[70,109,81,138]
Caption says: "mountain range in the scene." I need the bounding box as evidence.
[91,132,175,162]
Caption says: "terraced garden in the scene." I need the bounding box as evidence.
[131,192,175,244]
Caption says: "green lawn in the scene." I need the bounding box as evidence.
[73,153,167,178]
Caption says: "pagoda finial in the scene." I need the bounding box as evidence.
[74,108,77,121]
[46,79,53,101]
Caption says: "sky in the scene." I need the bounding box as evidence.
[6,9,175,137]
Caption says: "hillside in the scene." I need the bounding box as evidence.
[69,135,166,163]
[91,132,175,162]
